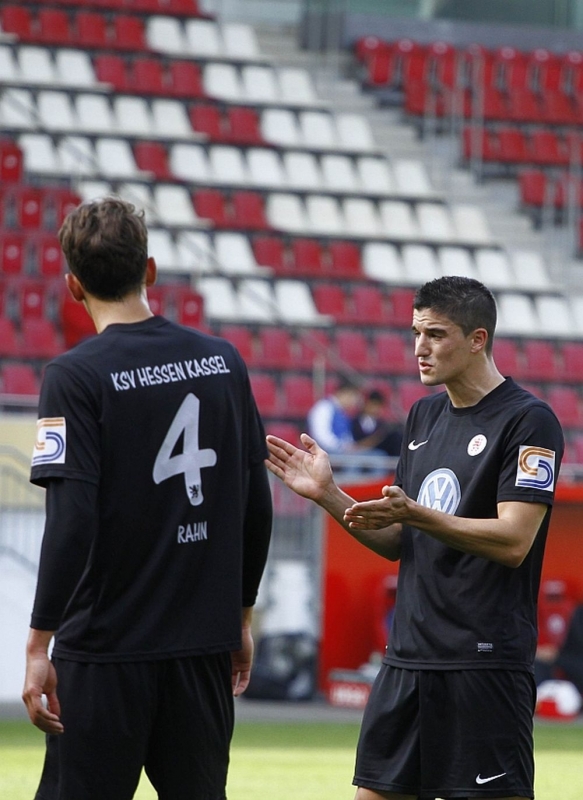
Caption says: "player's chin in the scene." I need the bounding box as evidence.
[418,371,438,386]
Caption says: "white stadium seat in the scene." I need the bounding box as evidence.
[54,50,95,87]
[242,65,280,103]
[510,251,552,291]
[300,111,337,148]
[170,143,210,183]
[76,94,117,134]
[203,63,242,102]
[261,108,301,147]
[37,91,78,132]
[247,148,286,188]
[438,246,477,279]
[238,279,278,322]
[19,133,62,174]
[393,159,433,196]
[214,232,265,275]
[57,136,96,177]
[452,205,493,244]
[266,193,308,232]
[148,229,179,272]
[362,242,406,284]
[176,231,216,274]
[321,154,360,192]
[306,195,344,235]
[95,139,140,178]
[475,249,515,289]
[283,151,322,190]
[496,293,538,335]
[222,23,261,60]
[402,244,442,284]
[417,202,456,242]
[357,156,395,194]
[153,185,199,227]
[0,89,36,130]
[196,277,241,321]
[147,16,187,55]
[379,200,419,239]
[534,296,574,338]
[185,19,223,58]
[336,113,375,151]
[343,198,382,237]
[209,145,249,185]
[151,99,193,139]
[278,68,318,105]
[274,280,330,325]
[114,96,154,137]
[18,46,56,85]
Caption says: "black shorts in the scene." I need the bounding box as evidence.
[354,664,536,799]
[35,653,234,800]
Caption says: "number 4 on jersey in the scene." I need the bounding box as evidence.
[153,393,217,506]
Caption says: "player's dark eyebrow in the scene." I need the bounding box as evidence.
[411,322,449,336]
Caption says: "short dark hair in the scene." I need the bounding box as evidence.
[59,197,148,301]
[413,276,497,353]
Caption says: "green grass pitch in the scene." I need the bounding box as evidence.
[1,718,581,799]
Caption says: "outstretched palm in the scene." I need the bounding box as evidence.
[265,433,334,502]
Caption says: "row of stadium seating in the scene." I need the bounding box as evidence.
[14,0,205,17]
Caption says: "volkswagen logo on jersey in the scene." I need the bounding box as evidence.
[515,445,556,491]
[417,468,461,514]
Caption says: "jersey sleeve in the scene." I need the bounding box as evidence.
[496,403,564,506]
[30,362,101,487]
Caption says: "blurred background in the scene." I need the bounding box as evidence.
[1,0,583,716]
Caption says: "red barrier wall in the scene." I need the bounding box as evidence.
[319,480,583,691]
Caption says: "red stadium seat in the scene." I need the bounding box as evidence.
[50,188,81,227]
[328,241,361,277]
[295,329,332,370]
[38,9,72,45]
[255,327,294,369]
[291,239,325,275]
[0,6,33,40]
[560,342,583,382]
[505,89,542,124]
[351,285,387,326]
[219,324,255,363]
[111,16,146,51]
[481,87,509,121]
[280,374,315,418]
[312,284,351,322]
[494,46,529,91]
[168,61,204,98]
[497,127,530,163]
[355,35,391,63]
[165,0,201,13]
[518,170,546,208]
[190,104,225,140]
[231,191,268,231]
[462,126,499,162]
[371,332,415,376]
[493,338,523,377]
[76,12,109,48]
[398,39,429,87]
[252,236,287,272]
[529,129,568,167]
[18,280,48,319]
[1,363,39,398]
[0,317,21,358]
[133,141,171,180]
[60,290,95,349]
[226,107,263,145]
[264,421,301,447]
[387,288,415,328]
[131,58,166,95]
[0,140,23,183]
[428,40,458,89]
[334,329,372,370]
[249,373,278,417]
[21,318,64,359]
[36,234,65,277]
[365,49,396,87]
[94,55,130,91]
[540,91,578,126]
[14,187,45,229]
[531,49,564,93]
[0,233,26,275]
[396,379,433,416]
[175,289,203,328]
[547,386,583,428]
[193,189,229,228]
[522,340,559,381]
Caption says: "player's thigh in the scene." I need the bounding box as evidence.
[354,665,422,795]
[145,652,234,800]
[419,670,535,799]
[354,789,417,800]
[35,659,156,800]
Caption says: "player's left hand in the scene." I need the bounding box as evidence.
[22,651,64,735]
[344,485,411,530]
[231,624,254,697]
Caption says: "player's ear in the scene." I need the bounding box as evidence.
[65,272,85,303]
[470,328,488,353]
[145,256,157,287]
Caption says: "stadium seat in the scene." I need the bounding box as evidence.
[547,386,583,428]
[312,284,351,322]
[237,278,278,323]
[147,16,186,55]
[283,152,322,190]
[266,194,308,232]
[131,58,166,95]
[497,127,530,163]
[219,324,256,363]
[0,6,33,40]
[561,342,583,382]
[190,104,225,140]
[154,185,200,227]
[114,96,154,137]
[529,129,568,167]
[388,288,416,328]
[343,198,382,237]
[493,339,523,378]
[0,233,26,275]
[438,246,477,279]
[134,141,171,180]
[291,239,325,275]
[185,18,223,58]
[522,340,559,381]
[21,318,64,359]
[38,91,78,134]
[170,143,210,183]
[112,16,146,51]
[261,109,301,147]
[215,232,265,275]
[204,63,242,102]
[0,140,23,183]
[249,373,279,417]
[351,285,388,326]
[193,189,229,228]
[227,107,263,145]
[255,327,294,369]
[247,148,286,189]
[505,88,542,124]
[280,374,316,418]
[209,145,249,185]
[222,23,261,61]
[274,281,329,326]
[76,12,109,48]
[252,236,287,272]
[13,187,45,229]
[334,330,372,370]
[328,241,362,277]
[175,288,204,328]
[93,55,130,92]
[306,196,344,236]
[371,332,415,376]
[396,379,433,416]
[378,201,418,240]
[168,61,204,98]
[295,329,332,370]
[0,315,21,357]
[402,244,441,284]
[38,9,72,45]
[1,363,39,398]
[362,242,405,284]
[496,293,538,336]
[35,234,65,277]
[264,421,301,447]
[231,191,269,230]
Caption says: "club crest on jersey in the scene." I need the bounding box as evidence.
[515,446,556,491]
[467,434,487,456]
[32,417,66,465]
[417,468,461,514]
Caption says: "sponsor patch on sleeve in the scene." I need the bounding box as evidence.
[515,445,556,492]
[32,417,66,466]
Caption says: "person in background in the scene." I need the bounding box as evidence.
[351,389,403,458]
[307,378,362,455]
[22,198,273,800]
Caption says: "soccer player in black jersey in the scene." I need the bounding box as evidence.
[266,276,563,800]
[22,198,273,800]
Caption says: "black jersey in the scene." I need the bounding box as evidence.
[386,378,564,672]
[30,317,268,662]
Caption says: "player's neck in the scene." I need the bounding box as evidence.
[87,290,155,334]
[445,363,505,408]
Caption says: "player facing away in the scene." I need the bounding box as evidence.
[22,198,273,800]
[266,276,564,800]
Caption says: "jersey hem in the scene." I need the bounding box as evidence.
[52,639,242,663]
[384,656,533,671]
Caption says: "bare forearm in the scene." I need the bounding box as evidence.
[26,628,55,656]
[320,483,402,560]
